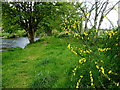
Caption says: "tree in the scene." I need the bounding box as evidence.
[76,0,119,33]
[2,2,42,42]
[2,2,69,43]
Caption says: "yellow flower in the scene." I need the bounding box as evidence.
[114,82,119,86]
[90,73,92,77]
[63,27,66,30]
[72,51,77,55]
[110,30,114,33]
[84,32,88,36]
[79,58,86,64]
[91,83,94,86]
[101,67,105,74]
[79,49,83,53]
[86,50,90,53]
[78,79,80,83]
[89,71,94,86]
[76,76,83,88]
[115,31,117,34]
[95,62,97,64]
[71,48,73,52]
[82,37,83,39]
[73,25,76,29]
[116,44,118,46]
[98,48,104,51]
[89,50,92,52]
[98,48,111,52]
[108,70,112,74]
[116,82,119,86]
[96,29,98,32]
[108,78,110,81]
[76,85,79,88]
[80,75,83,78]
[74,34,78,37]
[74,34,75,37]
[84,59,86,62]
[88,37,89,40]
[73,73,75,76]
[74,68,77,71]
[83,51,86,53]
[86,12,90,16]
[90,77,93,82]
[72,70,74,72]
[108,33,112,38]
[89,71,92,73]
[79,60,83,64]
[76,81,79,88]
[67,44,70,49]
[96,65,99,69]
[100,60,103,63]
[71,48,77,55]
[82,16,85,19]
[65,31,69,34]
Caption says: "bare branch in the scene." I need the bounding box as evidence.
[105,1,120,16]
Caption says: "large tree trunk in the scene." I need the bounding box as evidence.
[27,29,36,43]
[47,29,52,36]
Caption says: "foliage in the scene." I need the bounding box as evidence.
[2,2,72,41]
[67,28,120,89]
[1,30,26,38]
[103,28,120,72]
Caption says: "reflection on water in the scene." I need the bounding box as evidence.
[0,37,39,52]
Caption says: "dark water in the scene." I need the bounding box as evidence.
[0,37,39,52]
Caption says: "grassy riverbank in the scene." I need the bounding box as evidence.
[2,35,120,88]
[2,36,81,88]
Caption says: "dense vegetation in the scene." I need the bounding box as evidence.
[2,1,120,89]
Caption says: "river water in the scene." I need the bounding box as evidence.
[0,37,39,52]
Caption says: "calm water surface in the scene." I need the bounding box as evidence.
[0,37,39,52]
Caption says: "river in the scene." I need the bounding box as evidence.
[0,37,39,52]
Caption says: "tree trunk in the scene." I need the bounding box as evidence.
[27,29,36,43]
[84,18,88,32]
[46,29,52,36]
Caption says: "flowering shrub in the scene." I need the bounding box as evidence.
[67,28,120,88]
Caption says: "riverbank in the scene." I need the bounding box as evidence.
[2,36,120,88]
[2,36,81,88]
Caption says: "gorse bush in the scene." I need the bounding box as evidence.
[67,29,120,89]
[103,29,120,74]
[104,29,120,58]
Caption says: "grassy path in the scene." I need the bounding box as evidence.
[2,36,81,88]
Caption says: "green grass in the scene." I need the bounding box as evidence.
[2,35,120,88]
[2,36,81,88]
